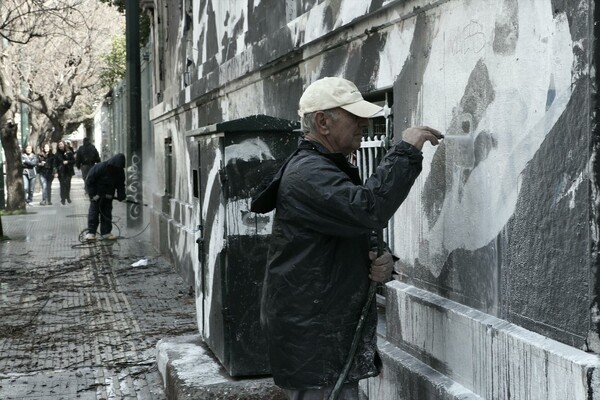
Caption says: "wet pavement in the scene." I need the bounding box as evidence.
[0,175,197,399]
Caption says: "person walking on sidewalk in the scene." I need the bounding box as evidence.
[21,144,38,205]
[56,140,75,205]
[37,143,56,205]
[75,137,101,182]
[252,77,442,400]
[84,153,126,241]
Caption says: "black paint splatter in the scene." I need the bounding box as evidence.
[346,31,387,91]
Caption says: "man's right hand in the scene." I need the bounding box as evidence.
[92,195,100,201]
[401,126,444,150]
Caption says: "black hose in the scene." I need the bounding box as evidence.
[328,231,384,400]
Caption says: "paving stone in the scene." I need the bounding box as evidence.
[0,176,197,399]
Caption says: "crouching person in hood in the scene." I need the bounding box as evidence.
[84,153,126,241]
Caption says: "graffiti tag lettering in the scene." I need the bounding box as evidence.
[127,152,142,221]
[448,20,486,56]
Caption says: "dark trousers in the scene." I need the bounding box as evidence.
[81,164,92,182]
[59,175,72,202]
[88,197,113,235]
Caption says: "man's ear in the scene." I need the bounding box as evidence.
[314,111,330,136]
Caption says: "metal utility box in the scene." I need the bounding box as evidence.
[188,115,299,377]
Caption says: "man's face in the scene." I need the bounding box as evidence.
[325,108,368,155]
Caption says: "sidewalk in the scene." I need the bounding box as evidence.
[0,175,197,399]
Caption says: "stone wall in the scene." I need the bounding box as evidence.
[145,0,600,397]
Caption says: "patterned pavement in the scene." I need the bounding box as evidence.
[0,174,197,399]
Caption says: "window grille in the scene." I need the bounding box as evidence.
[352,91,393,298]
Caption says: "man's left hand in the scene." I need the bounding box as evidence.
[368,251,394,282]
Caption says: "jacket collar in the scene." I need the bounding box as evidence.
[300,139,362,185]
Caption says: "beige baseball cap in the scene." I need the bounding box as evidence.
[298,77,382,118]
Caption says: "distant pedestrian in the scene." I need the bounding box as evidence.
[56,140,75,205]
[21,144,38,205]
[37,143,56,206]
[84,153,126,241]
[75,137,101,182]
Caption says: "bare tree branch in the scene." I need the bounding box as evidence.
[0,0,123,209]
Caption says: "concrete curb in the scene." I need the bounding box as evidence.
[156,335,286,399]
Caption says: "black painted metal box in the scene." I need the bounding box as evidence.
[189,115,299,377]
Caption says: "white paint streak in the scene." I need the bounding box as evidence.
[303,4,327,44]
[203,202,225,340]
[226,198,274,236]
[392,1,575,276]
[337,0,370,29]
[224,137,275,165]
[376,19,416,88]
[197,148,225,339]
[562,171,584,209]
[202,150,222,221]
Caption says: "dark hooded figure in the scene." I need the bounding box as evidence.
[75,137,101,181]
[84,153,126,241]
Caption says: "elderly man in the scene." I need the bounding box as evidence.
[252,77,442,400]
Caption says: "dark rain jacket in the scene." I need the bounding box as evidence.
[75,142,100,169]
[85,153,126,201]
[37,151,56,178]
[56,148,75,178]
[251,139,423,390]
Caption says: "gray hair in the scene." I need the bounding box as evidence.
[301,109,339,134]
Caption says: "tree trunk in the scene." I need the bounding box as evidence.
[0,113,25,211]
[28,117,42,150]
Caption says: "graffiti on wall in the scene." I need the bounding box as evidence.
[127,152,142,221]
[151,0,593,344]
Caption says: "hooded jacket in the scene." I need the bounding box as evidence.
[75,139,101,168]
[85,153,126,200]
[251,139,423,390]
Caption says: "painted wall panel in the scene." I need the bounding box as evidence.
[146,0,599,391]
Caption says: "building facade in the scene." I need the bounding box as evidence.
[141,0,600,398]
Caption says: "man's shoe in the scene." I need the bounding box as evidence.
[39,201,46,206]
[100,233,118,240]
[47,201,53,205]
[67,199,72,203]
[84,233,96,241]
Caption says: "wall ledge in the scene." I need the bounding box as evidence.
[385,281,600,399]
